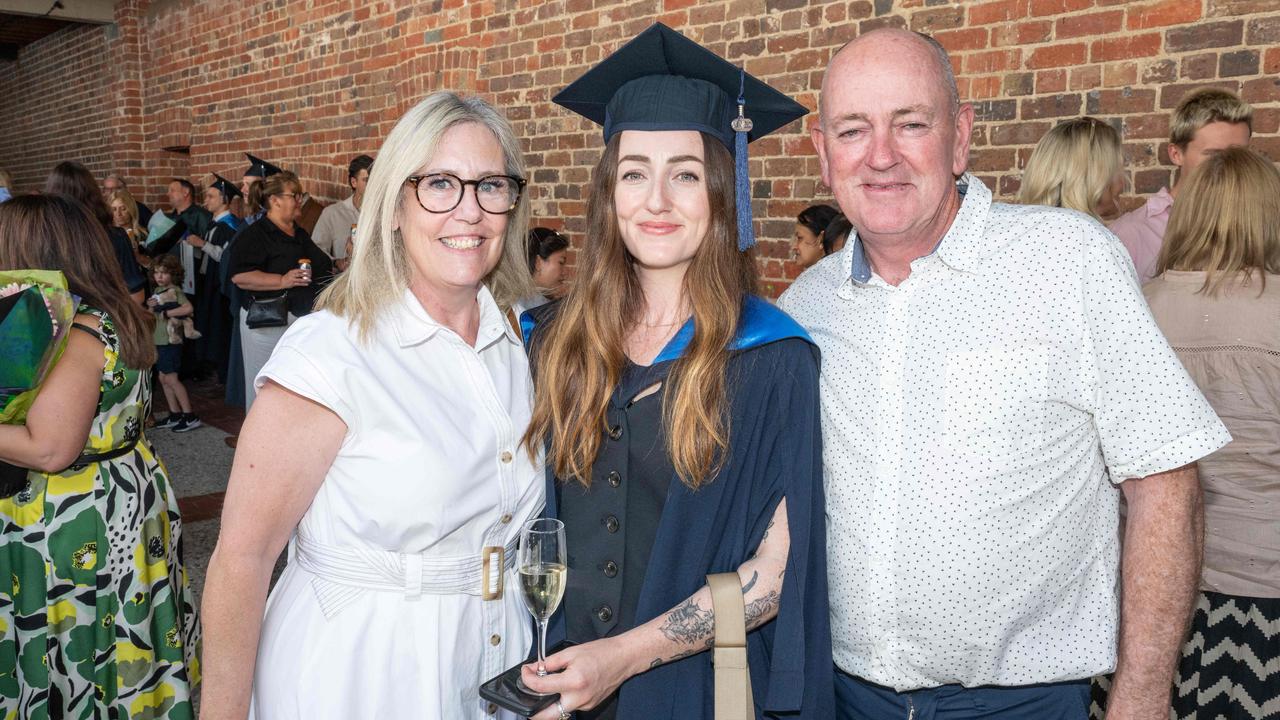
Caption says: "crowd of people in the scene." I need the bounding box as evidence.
[0,19,1274,720]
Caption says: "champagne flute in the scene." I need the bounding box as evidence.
[517,518,566,694]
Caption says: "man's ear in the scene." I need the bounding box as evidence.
[811,123,831,188]
[1168,142,1185,169]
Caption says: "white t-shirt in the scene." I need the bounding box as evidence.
[311,195,359,260]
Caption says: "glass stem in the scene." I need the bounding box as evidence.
[537,617,549,677]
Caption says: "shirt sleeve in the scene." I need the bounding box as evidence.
[310,205,339,259]
[1081,227,1230,481]
[256,331,357,432]
[227,224,268,278]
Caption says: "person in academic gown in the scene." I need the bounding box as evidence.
[519,23,833,720]
[187,174,244,384]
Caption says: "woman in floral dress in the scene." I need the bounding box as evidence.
[0,194,200,719]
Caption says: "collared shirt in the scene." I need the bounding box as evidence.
[1108,186,1173,285]
[312,195,359,260]
[779,175,1229,691]
[252,286,542,718]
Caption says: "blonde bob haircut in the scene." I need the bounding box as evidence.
[1156,146,1280,296]
[317,92,533,340]
[1018,116,1123,220]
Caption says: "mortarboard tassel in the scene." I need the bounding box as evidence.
[732,70,755,251]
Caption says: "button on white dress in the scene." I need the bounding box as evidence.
[248,287,544,719]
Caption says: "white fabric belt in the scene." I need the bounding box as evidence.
[294,534,518,619]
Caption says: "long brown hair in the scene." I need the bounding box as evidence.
[0,194,156,368]
[44,161,112,228]
[523,133,757,489]
[1156,146,1280,295]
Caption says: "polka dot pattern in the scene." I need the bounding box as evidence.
[779,175,1230,692]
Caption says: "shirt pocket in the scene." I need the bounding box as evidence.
[944,344,1051,463]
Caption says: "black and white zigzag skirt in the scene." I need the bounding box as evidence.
[1173,590,1279,720]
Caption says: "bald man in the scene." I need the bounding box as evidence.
[779,29,1229,720]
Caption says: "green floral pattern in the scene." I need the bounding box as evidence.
[0,307,200,719]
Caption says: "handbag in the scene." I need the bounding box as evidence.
[245,293,289,329]
[708,572,754,720]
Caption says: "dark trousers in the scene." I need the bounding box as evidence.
[836,668,1090,720]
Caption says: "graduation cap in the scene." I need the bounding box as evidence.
[553,23,807,249]
[244,153,283,178]
[210,173,243,200]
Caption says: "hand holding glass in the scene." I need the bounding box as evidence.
[518,518,566,693]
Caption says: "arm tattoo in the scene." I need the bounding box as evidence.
[659,597,715,646]
[741,570,759,594]
[744,590,780,631]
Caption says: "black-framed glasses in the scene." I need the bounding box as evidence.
[406,173,527,215]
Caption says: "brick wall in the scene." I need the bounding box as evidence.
[3,0,1279,296]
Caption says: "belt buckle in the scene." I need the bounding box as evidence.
[481,545,505,601]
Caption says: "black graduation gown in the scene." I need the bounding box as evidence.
[523,296,835,720]
[195,216,241,383]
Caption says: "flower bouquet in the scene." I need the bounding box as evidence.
[0,270,77,496]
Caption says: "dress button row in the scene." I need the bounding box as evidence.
[607,471,621,488]
[597,605,613,622]
[603,560,618,578]
[604,515,619,533]
[500,513,512,524]
[490,634,501,646]
[500,450,513,463]
[608,424,623,440]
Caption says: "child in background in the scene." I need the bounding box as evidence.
[147,255,202,432]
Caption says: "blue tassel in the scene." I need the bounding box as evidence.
[733,70,754,251]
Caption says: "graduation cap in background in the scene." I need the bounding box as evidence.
[553,23,807,250]
[210,173,243,200]
[244,153,283,178]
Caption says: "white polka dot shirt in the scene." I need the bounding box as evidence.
[779,175,1230,692]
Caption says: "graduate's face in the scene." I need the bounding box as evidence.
[613,130,710,279]
[398,122,508,303]
[241,175,260,198]
[203,186,227,215]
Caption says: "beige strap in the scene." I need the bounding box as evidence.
[708,572,754,720]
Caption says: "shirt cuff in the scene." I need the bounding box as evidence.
[1108,424,1232,482]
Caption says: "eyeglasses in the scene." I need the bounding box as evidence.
[406,173,527,215]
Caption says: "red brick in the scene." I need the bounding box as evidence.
[1265,48,1280,75]
[1252,108,1280,135]
[1090,33,1162,62]
[1037,69,1068,93]
[968,0,1029,25]
[1027,42,1088,69]
[1165,20,1243,52]
[933,27,990,52]
[910,6,966,32]
[1103,62,1138,87]
[1057,10,1123,38]
[990,120,1053,145]
[1021,93,1084,119]
[1126,0,1202,30]
[1122,113,1172,139]
[1241,76,1280,104]
[1069,65,1102,91]
[964,49,1022,74]
[1159,81,1241,109]
[1180,53,1218,81]
[1207,0,1278,16]
[1029,0,1093,17]
[1246,17,1280,45]
[1087,88,1157,115]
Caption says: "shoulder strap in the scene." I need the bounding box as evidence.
[71,321,108,345]
[707,572,754,720]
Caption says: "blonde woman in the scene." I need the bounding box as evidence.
[108,188,148,268]
[1018,116,1126,221]
[1143,147,1280,720]
[199,92,542,720]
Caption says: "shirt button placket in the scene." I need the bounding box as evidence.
[883,287,911,669]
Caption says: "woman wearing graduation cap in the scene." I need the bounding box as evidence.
[186,174,244,383]
[519,23,833,720]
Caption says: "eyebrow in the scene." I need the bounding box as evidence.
[619,154,705,165]
[833,105,937,124]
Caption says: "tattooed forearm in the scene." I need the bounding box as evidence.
[659,597,715,646]
[741,570,759,594]
[648,645,702,670]
[744,590,780,631]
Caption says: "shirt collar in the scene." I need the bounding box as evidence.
[847,174,993,283]
[1146,187,1174,218]
[214,210,231,221]
[389,284,521,349]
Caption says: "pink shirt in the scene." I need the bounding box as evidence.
[1108,187,1173,284]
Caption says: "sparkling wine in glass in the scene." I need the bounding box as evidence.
[518,518,566,694]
